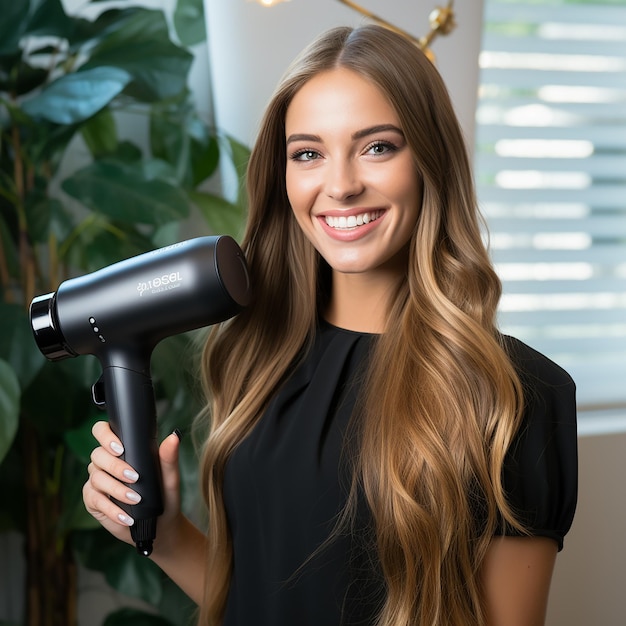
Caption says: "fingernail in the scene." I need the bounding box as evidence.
[110,441,124,455]
[126,491,142,503]
[172,428,182,441]
[118,513,134,526]
[123,469,139,482]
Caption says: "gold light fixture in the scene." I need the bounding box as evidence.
[252,0,456,63]
[337,0,456,63]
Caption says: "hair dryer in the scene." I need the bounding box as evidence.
[29,235,251,556]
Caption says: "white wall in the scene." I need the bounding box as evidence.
[204,0,484,152]
[547,430,626,626]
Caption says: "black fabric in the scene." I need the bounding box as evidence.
[499,335,578,549]
[222,322,577,626]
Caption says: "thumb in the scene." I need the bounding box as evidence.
[159,430,182,508]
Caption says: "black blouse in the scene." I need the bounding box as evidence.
[222,322,577,626]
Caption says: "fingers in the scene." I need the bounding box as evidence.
[92,420,124,456]
[85,420,142,536]
[87,454,142,507]
[89,444,139,484]
[84,422,183,537]
[82,471,136,528]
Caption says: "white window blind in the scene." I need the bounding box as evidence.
[475,0,626,413]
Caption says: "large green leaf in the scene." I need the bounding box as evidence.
[21,357,98,438]
[68,7,143,49]
[59,440,103,532]
[61,222,155,274]
[189,190,246,239]
[61,160,190,226]
[64,405,109,468]
[24,0,72,40]
[0,360,20,466]
[0,302,45,390]
[0,1,30,56]
[152,333,199,402]
[150,109,192,186]
[173,0,206,47]
[149,106,220,188]
[225,135,251,209]
[82,9,193,102]
[80,108,119,158]
[190,132,220,188]
[21,66,132,125]
[24,189,65,244]
[27,119,81,173]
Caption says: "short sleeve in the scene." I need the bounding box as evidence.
[498,336,578,551]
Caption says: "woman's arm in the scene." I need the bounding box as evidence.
[83,422,207,605]
[481,536,558,626]
[147,432,207,605]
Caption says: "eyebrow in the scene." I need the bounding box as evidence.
[286,124,404,145]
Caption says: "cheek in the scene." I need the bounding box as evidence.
[285,170,301,212]
[286,172,317,219]
[396,173,422,223]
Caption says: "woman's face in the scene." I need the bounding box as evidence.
[285,67,422,279]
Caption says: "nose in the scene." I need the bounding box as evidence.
[324,160,364,202]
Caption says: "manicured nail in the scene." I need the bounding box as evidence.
[123,469,139,482]
[126,491,142,503]
[118,513,134,526]
[110,441,124,455]
[172,428,182,441]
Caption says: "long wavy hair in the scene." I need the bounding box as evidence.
[197,24,525,626]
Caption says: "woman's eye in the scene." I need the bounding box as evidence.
[291,150,320,161]
[365,141,396,156]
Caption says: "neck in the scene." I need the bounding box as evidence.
[325,270,403,334]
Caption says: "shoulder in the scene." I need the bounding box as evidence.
[502,334,575,395]
[501,335,577,432]
[499,335,578,549]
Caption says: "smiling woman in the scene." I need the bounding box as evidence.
[82,24,577,626]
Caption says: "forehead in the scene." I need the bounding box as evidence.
[285,68,400,134]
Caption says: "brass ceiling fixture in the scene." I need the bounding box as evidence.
[336,0,456,62]
[252,0,457,63]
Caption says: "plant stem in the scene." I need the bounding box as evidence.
[11,125,37,306]
[22,419,44,626]
[0,230,13,303]
[21,418,77,626]
[49,232,59,292]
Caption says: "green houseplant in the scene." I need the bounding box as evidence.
[0,0,249,624]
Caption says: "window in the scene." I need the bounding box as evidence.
[475,0,626,419]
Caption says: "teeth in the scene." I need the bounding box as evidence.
[325,211,382,230]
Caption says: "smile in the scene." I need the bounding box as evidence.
[324,210,384,230]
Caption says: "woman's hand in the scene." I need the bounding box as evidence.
[83,421,208,603]
[83,421,183,547]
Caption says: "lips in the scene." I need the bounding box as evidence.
[323,209,384,230]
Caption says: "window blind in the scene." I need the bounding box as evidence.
[475,0,626,412]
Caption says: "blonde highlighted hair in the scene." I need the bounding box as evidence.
[197,25,525,626]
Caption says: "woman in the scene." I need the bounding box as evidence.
[84,24,577,626]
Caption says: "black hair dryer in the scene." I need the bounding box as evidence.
[29,236,251,556]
